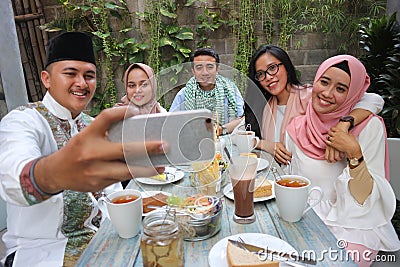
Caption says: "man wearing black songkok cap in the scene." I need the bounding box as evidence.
[0,32,166,267]
[0,31,106,267]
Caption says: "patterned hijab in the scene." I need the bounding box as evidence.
[184,74,238,124]
[287,55,390,179]
[116,63,162,114]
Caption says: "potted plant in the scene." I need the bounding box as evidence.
[359,13,400,137]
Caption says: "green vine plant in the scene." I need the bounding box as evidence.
[233,0,255,94]
[37,0,387,114]
[249,0,385,53]
[144,0,161,76]
[255,0,274,45]
[136,0,194,108]
[194,2,227,48]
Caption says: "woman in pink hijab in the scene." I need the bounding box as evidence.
[115,63,166,113]
[285,55,399,266]
[244,45,384,165]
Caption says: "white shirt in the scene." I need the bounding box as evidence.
[285,117,400,251]
[0,93,121,266]
[274,105,286,142]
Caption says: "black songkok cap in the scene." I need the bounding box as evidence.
[332,60,351,78]
[45,32,96,68]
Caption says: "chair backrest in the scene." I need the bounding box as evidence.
[388,138,400,201]
[0,197,6,231]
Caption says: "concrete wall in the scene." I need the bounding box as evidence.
[387,0,400,23]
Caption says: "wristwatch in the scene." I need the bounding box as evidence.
[339,115,355,131]
[347,155,364,169]
[221,125,228,135]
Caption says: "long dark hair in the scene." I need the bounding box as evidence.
[245,45,301,137]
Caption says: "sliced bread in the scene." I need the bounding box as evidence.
[226,241,279,267]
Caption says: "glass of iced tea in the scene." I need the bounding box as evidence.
[228,156,258,224]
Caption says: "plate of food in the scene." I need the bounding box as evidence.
[208,233,297,267]
[141,191,171,216]
[239,153,269,171]
[257,158,270,171]
[135,167,185,185]
[223,178,275,202]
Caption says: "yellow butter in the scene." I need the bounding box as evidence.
[149,173,167,181]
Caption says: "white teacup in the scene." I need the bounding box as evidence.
[274,175,323,222]
[233,131,260,153]
[100,189,143,238]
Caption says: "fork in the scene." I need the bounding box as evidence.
[236,236,305,267]
[164,171,175,181]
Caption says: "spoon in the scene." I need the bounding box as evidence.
[101,192,113,203]
[270,166,281,182]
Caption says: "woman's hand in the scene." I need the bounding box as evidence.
[273,142,292,165]
[325,127,362,160]
[325,146,345,163]
[259,139,291,165]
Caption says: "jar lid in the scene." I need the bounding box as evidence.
[142,211,179,236]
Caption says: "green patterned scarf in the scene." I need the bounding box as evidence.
[184,74,238,124]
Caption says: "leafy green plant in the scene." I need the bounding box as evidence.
[135,0,194,107]
[144,0,161,75]
[196,7,226,47]
[233,0,255,93]
[359,13,400,137]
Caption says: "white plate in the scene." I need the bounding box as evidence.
[141,191,171,216]
[223,180,275,202]
[208,233,297,267]
[136,167,185,185]
[257,158,270,171]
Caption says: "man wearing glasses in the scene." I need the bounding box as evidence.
[169,48,244,135]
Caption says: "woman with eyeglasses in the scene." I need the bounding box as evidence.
[244,45,384,165]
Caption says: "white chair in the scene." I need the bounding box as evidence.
[388,138,400,201]
[0,197,6,231]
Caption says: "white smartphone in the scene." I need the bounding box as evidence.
[108,109,215,167]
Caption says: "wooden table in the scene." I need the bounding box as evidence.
[77,146,356,266]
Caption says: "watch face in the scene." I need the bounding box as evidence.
[350,158,359,166]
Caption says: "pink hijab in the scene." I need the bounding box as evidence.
[287,55,390,179]
[261,84,312,142]
[115,63,162,114]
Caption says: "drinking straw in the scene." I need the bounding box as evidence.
[224,147,234,165]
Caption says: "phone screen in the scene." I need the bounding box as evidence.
[108,109,215,167]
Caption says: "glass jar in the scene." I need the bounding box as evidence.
[141,212,184,267]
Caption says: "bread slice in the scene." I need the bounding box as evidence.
[254,179,272,198]
[142,193,168,213]
[226,241,279,267]
[240,152,258,159]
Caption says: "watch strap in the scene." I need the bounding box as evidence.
[348,155,364,168]
[339,115,355,131]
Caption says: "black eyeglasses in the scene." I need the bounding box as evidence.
[254,63,283,81]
